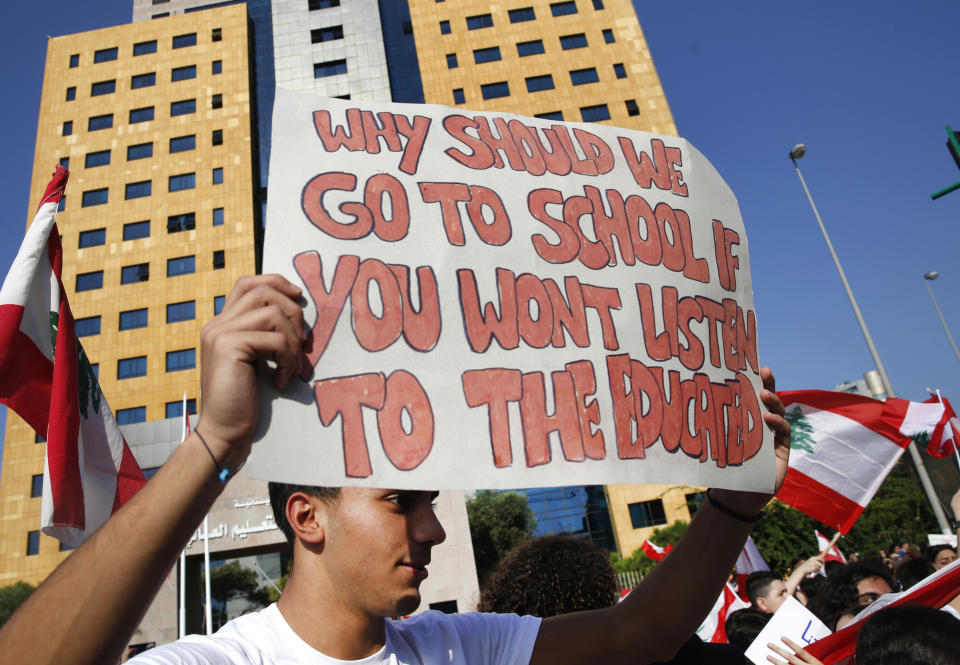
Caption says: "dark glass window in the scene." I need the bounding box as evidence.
[212,60,222,75]
[560,33,587,49]
[132,72,156,89]
[452,88,465,104]
[311,25,344,43]
[31,474,43,498]
[173,33,197,49]
[121,263,149,284]
[535,111,564,120]
[551,1,577,16]
[117,356,147,379]
[212,27,222,42]
[171,99,196,116]
[602,28,615,43]
[91,364,98,379]
[79,228,106,248]
[129,107,155,124]
[169,135,195,153]
[75,316,101,337]
[91,80,116,96]
[526,74,555,92]
[625,99,640,116]
[58,197,66,212]
[62,121,73,136]
[212,167,223,185]
[446,53,458,69]
[171,65,196,82]
[35,433,45,443]
[133,40,157,56]
[94,47,118,63]
[127,142,153,161]
[84,150,111,168]
[59,157,69,168]
[88,114,113,131]
[27,531,40,556]
[116,406,146,424]
[570,67,599,85]
[167,213,196,233]
[76,271,103,292]
[125,180,152,200]
[481,81,510,100]
[473,46,501,64]
[314,59,347,78]
[627,499,667,529]
[439,20,451,34]
[123,220,150,240]
[81,188,108,207]
[614,63,626,79]
[509,7,535,22]
[166,300,195,323]
[467,13,493,30]
[119,308,148,330]
[593,0,604,8]
[214,295,225,314]
[65,87,76,101]
[211,94,222,109]
[168,173,195,192]
[166,349,196,372]
[517,40,545,56]
[308,0,340,8]
[69,54,79,68]
[580,104,610,122]
[212,129,223,145]
[166,399,197,419]
[212,208,224,226]
[213,250,225,270]
[167,256,196,277]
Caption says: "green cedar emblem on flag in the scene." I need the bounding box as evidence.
[786,405,816,453]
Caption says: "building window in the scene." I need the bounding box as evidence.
[481,81,510,100]
[168,173,195,192]
[58,197,66,212]
[570,67,599,85]
[166,349,196,372]
[121,263,149,284]
[212,27,222,42]
[560,33,588,50]
[311,25,344,43]
[212,208,224,226]
[212,60,222,75]
[88,114,113,131]
[27,531,40,556]
[685,492,706,517]
[593,0,604,8]
[65,87,76,101]
[308,0,340,8]
[167,255,196,277]
[76,271,103,292]
[62,121,73,136]
[171,99,196,116]
[169,135,195,153]
[211,94,222,109]
[116,406,146,425]
[314,59,347,78]
[119,308,148,331]
[551,1,578,16]
[69,54,79,67]
[127,142,153,161]
[627,499,667,529]
[59,541,76,552]
[94,47,118,63]
[212,167,223,185]
[625,99,640,116]
[79,228,106,248]
[166,398,197,419]
[535,111,564,120]
[473,46,501,64]
[613,63,626,79]
[452,88,465,104]
[84,150,111,168]
[117,356,147,379]
[123,220,150,240]
[446,53,458,69]
[214,295,225,314]
[213,250,225,270]
[173,33,197,49]
[75,316,101,337]
[133,40,157,56]
[171,65,197,82]
[125,180,152,200]
[59,156,69,168]
[517,40,545,57]
[166,300,196,323]
[525,74,555,92]
[81,188,108,207]
[580,104,610,122]
[131,72,156,89]
[91,80,116,96]
[439,20,451,34]
[31,474,43,498]
[466,13,493,30]
[167,213,196,233]
[35,433,45,443]
[91,364,98,379]
[509,7,535,22]
[129,107,155,124]
[211,129,223,146]
[602,28,615,43]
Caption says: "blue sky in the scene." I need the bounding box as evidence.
[2,1,960,468]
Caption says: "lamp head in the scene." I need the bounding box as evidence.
[924,271,939,281]
[789,144,806,160]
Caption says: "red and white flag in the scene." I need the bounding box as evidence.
[0,166,145,547]
[883,392,960,459]
[735,535,770,594]
[815,530,847,563]
[776,390,910,534]
[695,582,750,643]
[640,539,673,562]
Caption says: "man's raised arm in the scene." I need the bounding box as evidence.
[531,367,792,665]
[0,275,306,665]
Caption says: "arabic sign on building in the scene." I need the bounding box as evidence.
[249,88,773,492]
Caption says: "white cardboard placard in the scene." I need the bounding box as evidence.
[744,596,832,665]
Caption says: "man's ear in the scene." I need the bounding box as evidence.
[285,492,327,545]
[756,596,770,613]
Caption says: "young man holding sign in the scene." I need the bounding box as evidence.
[0,275,791,665]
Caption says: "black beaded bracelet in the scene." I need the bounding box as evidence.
[195,428,236,483]
[705,489,764,523]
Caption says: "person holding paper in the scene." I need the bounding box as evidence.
[0,275,792,665]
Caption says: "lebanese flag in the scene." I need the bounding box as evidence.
[695,582,750,643]
[0,166,145,547]
[815,530,847,563]
[776,391,910,534]
[641,539,673,562]
[881,393,959,458]
[735,535,770,596]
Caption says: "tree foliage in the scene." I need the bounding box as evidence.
[466,490,536,584]
[609,520,689,577]
[0,581,35,627]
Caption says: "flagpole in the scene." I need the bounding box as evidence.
[178,393,188,638]
[789,144,952,534]
[203,516,213,634]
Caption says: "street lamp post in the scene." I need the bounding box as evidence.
[789,145,952,534]
[923,271,960,366]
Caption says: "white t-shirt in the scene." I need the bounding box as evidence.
[129,604,542,665]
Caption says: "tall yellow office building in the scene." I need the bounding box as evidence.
[0,4,257,585]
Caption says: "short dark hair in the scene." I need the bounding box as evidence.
[267,482,340,547]
[724,608,771,652]
[745,571,780,607]
[926,544,958,564]
[856,604,960,665]
[847,560,895,592]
